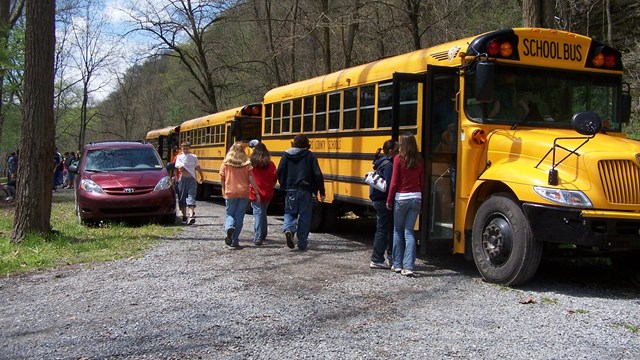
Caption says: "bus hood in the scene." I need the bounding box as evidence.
[481,128,640,209]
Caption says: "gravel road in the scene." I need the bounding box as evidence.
[1,197,639,359]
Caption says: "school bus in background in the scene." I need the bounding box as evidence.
[178,103,262,200]
[146,125,180,164]
[261,27,637,285]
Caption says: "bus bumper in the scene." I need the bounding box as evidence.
[522,203,640,250]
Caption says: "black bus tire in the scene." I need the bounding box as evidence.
[471,193,542,286]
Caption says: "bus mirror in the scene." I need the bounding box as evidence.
[621,93,631,124]
[571,111,602,136]
[475,61,494,103]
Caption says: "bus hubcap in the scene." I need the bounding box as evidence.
[482,217,512,266]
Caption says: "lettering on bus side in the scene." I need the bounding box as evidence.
[522,38,582,62]
[327,139,341,150]
[311,140,326,151]
[309,139,341,151]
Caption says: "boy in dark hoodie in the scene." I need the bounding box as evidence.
[277,134,325,250]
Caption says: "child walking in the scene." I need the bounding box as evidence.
[220,142,260,249]
[249,142,278,245]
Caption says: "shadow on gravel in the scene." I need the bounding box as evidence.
[200,196,640,295]
[517,258,640,298]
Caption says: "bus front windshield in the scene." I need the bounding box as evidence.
[464,65,622,131]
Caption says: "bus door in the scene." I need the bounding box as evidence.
[392,72,430,248]
[423,66,458,255]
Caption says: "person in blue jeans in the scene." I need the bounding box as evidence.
[386,133,424,277]
[220,142,260,249]
[369,139,398,269]
[248,142,277,246]
[277,134,325,250]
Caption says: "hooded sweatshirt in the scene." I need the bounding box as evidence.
[277,148,325,197]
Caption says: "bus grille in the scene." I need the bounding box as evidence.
[598,160,640,205]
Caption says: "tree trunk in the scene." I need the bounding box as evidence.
[522,0,540,27]
[405,0,422,50]
[374,7,385,58]
[11,0,56,243]
[289,0,299,82]
[259,0,282,87]
[343,0,360,68]
[321,0,331,73]
[605,0,613,45]
[523,0,555,28]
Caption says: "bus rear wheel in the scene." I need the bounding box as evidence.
[471,193,542,286]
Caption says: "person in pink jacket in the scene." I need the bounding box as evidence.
[248,142,278,245]
[220,142,260,249]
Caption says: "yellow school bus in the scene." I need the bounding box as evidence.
[146,125,180,164]
[261,28,637,285]
[178,103,262,199]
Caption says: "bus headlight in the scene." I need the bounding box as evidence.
[533,186,593,208]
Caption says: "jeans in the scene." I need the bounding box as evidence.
[392,198,421,271]
[225,197,249,246]
[283,189,313,250]
[251,201,270,242]
[371,200,393,264]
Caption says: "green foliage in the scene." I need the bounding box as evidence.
[0,104,21,153]
[0,193,180,276]
[623,120,640,141]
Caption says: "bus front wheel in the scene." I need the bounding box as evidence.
[471,193,542,286]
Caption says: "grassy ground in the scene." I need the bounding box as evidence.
[0,190,180,276]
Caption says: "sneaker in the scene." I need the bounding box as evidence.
[225,228,234,246]
[370,261,391,269]
[188,217,195,225]
[401,269,415,277]
[182,216,188,224]
[254,240,263,246]
[391,266,402,273]
[285,231,294,249]
[228,244,242,250]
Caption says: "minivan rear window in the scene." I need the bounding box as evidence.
[84,148,163,171]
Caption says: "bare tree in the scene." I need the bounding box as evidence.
[11,0,55,243]
[68,0,117,149]
[254,0,283,86]
[53,0,83,149]
[320,0,331,73]
[341,0,361,67]
[0,0,24,151]
[127,0,238,114]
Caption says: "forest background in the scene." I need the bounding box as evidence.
[1,0,640,158]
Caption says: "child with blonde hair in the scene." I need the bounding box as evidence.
[220,142,260,249]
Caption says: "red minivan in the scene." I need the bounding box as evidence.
[70,141,177,225]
